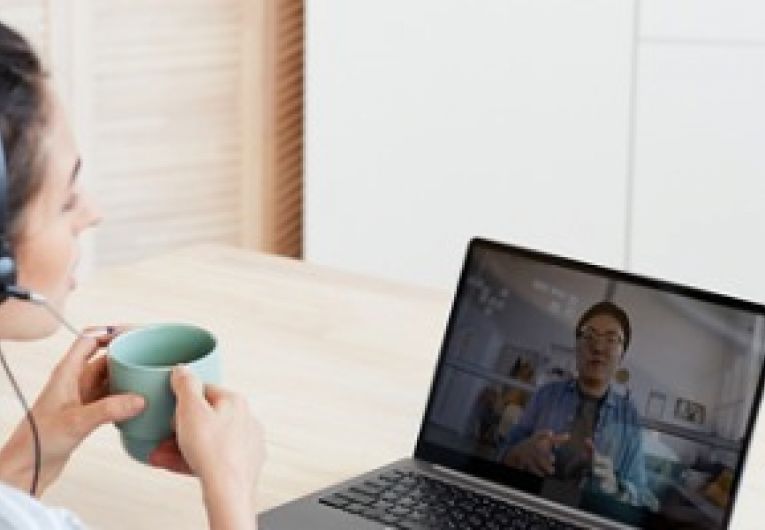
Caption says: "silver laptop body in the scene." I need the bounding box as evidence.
[262,238,765,530]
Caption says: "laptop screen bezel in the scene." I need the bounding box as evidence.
[414,236,765,529]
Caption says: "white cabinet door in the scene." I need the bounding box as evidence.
[641,0,765,42]
[305,0,635,288]
[631,44,765,302]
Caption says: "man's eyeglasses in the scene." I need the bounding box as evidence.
[576,327,624,348]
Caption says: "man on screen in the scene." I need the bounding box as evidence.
[499,301,657,510]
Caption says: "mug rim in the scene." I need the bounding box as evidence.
[107,322,216,372]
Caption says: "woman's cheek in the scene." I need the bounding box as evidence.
[17,227,75,299]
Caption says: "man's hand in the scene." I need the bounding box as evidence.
[504,430,570,476]
[586,439,618,495]
[0,326,145,496]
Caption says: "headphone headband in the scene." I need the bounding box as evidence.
[0,133,17,297]
[0,134,6,240]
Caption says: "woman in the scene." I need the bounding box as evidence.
[0,21,265,529]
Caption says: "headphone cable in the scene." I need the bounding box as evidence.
[0,341,41,496]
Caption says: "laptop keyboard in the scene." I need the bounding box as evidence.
[318,469,582,529]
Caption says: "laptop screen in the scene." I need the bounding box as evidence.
[416,239,765,529]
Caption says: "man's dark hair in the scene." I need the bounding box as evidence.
[0,21,48,243]
[576,301,631,352]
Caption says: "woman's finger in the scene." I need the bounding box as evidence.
[67,324,136,366]
[80,354,108,402]
[60,328,112,370]
[171,366,207,411]
[93,324,136,345]
[148,438,193,475]
[204,383,237,411]
[75,394,145,438]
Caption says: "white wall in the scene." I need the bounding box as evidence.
[305,0,635,288]
[305,0,765,308]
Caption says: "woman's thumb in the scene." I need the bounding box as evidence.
[170,365,205,403]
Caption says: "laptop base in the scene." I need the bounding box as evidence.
[259,458,626,529]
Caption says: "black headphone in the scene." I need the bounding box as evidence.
[1,30,48,499]
[0,134,33,303]
[0,121,42,498]
[0,134,17,302]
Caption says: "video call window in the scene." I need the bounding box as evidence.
[421,247,764,529]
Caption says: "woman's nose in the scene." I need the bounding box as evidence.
[75,192,103,232]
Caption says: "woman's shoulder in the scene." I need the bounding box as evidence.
[0,482,86,529]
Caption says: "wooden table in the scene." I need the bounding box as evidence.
[0,244,451,529]
[1,244,764,529]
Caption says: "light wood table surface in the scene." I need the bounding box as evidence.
[1,243,765,529]
[0,244,451,529]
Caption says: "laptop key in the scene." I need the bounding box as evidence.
[380,513,404,525]
[403,509,427,523]
[342,502,366,515]
[467,514,484,525]
[363,479,388,491]
[381,491,402,502]
[400,476,417,487]
[350,485,382,498]
[389,505,412,517]
[378,471,406,482]
[317,495,349,509]
[361,506,392,521]
[338,491,375,506]
[398,496,417,507]
[371,499,394,510]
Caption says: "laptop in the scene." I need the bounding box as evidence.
[261,237,765,529]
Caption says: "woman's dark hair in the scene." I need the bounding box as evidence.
[0,21,49,243]
[575,301,631,352]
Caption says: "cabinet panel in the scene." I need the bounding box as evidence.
[641,0,765,42]
[631,44,765,301]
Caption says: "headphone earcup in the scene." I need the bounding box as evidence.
[0,239,17,302]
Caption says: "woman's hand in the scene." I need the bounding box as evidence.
[148,366,265,530]
[0,326,145,496]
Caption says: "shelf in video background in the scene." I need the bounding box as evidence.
[444,359,742,452]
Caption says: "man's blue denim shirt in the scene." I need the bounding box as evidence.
[499,379,647,501]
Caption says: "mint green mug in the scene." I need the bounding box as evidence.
[107,323,221,463]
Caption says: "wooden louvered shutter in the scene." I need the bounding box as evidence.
[1,1,304,264]
[262,0,303,257]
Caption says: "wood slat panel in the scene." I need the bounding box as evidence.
[265,0,304,258]
[88,1,249,266]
